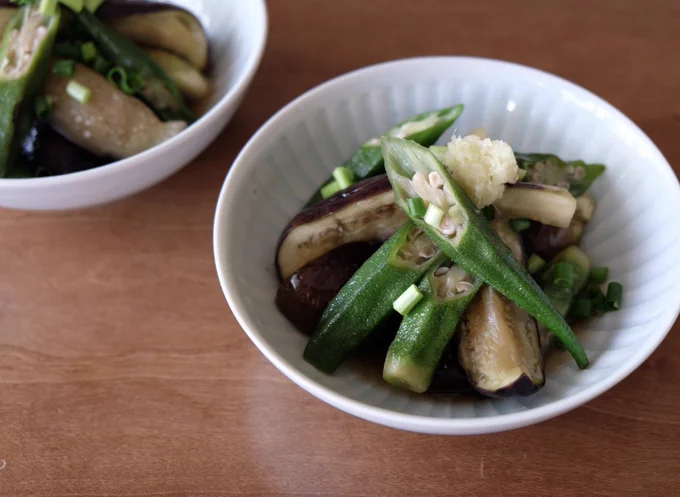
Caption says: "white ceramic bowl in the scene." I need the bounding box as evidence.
[214,57,680,435]
[0,0,267,211]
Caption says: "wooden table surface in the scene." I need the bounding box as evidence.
[2,1,680,495]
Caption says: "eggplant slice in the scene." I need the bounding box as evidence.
[275,242,379,335]
[458,219,545,397]
[495,182,577,228]
[276,175,406,279]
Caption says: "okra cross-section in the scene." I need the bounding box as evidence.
[380,137,589,369]
[384,261,482,393]
[303,221,445,373]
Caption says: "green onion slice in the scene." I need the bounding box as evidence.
[332,166,354,189]
[66,80,92,104]
[552,261,574,288]
[424,204,444,228]
[406,198,426,217]
[527,254,546,275]
[393,284,424,316]
[53,59,76,77]
[320,181,342,199]
[606,282,623,311]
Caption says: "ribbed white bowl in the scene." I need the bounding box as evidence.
[214,57,680,435]
[0,0,267,211]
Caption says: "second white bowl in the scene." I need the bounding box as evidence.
[0,0,268,211]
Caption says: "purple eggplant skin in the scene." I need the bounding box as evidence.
[523,220,584,261]
[275,242,379,335]
[96,1,182,18]
[19,120,110,176]
[275,175,406,280]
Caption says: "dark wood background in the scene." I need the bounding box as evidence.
[1,1,679,495]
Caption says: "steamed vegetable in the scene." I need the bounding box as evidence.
[75,9,194,121]
[384,261,481,393]
[305,106,464,206]
[146,48,208,100]
[304,222,444,373]
[495,183,577,228]
[276,175,406,279]
[276,242,379,335]
[516,152,605,198]
[0,4,60,177]
[381,137,589,369]
[45,62,186,158]
[106,9,208,70]
[458,219,544,397]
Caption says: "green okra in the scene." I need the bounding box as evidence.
[515,152,605,198]
[0,6,60,178]
[381,137,589,369]
[383,262,482,393]
[539,246,591,354]
[75,10,194,122]
[305,105,463,206]
[304,221,445,373]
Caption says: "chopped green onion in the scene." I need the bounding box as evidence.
[552,261,574,288]
[509,218,531,232]
[34,96,52,120]
[92,55,111,74]
[583,284,607,315]
[80,41,97,62]
[527,254,546,275]
[107,66,142,95]
[84,0,104,12]
[589,267,609,283]
[481,205,495,221]
[406,198,426,217]
[53,59,76,77]
[424,204,444,228]
[606,282,623,310]
[54,43,81,60]
[66,80,91,104]
[518,169,527,181]
[393,284,424,316]
[569,299,592,320]
[58,0,84,12]
[332,166,354,189]
[320,181,342,199]
[39,0,58,16]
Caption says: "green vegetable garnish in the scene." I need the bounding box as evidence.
[305,105,464,206]
[66,80,91,103]
[528,254,546,275]
[606,282,623,310]
[332,166,354,189]
[320,180,341,199]
[53,59,76,77]
[392,284,424,316]
[80,41,97,62]
[406,198,426,217]
[589,267,609,283]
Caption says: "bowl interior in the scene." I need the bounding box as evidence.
[215,58,680,433]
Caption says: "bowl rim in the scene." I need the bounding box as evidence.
[0,0,268,190]
[213,55,680,434]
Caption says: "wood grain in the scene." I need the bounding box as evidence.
[1,0,680,495]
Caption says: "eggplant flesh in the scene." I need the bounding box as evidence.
[523,194,595,260]
[458,220,544,397]
[276,175,407,279]
[494,182,577,229]
[275,242,379,335]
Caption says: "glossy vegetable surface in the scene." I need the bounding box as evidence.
[381,137,589,369]
[304,222,444,373]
